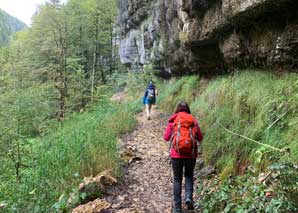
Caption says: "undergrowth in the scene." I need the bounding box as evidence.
[158,76,200,112]
[157,70,298,210]
[199,163,298,212]
[0,88,142,212]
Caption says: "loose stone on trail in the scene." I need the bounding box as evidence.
[73,107,206,212]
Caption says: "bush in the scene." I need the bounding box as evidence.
[158,71,298,174]
[158,70,298,210]
[157,76,200,113]
[198,163,298,212]
[0,95,141,212]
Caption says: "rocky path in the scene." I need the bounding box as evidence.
[73,107,205,213]
[105,108,173,212]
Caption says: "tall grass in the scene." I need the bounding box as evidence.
[158,71,298,178]
[157,76,200,112]
[0,96,142,212]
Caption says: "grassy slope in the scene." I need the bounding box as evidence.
[157,70,298,210]
[0,96,142,212]
[157,71,298,177]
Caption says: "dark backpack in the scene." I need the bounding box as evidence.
[147,88,155,101]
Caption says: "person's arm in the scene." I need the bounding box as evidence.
[144,89,148,97]
[164,122,173,141]
[143,89,148,104]
[194,119,203,142]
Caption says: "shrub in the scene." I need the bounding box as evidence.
[0,95,141,212]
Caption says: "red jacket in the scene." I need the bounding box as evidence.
[163,112,203,158]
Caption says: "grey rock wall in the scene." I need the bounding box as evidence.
[118,0,298,75]
[118,0,164,70]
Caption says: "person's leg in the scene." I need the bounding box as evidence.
[148,104,152,116]
[171,158,183,212]
[145,104,150,118]
[184,158,196,209]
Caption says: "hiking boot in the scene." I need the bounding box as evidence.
[172,208,183,213]
[185,199,194,210]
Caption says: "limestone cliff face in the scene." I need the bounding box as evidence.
[118,0,298,75]
[118,0,163,69]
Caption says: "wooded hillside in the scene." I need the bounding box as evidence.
[0,9,27,45]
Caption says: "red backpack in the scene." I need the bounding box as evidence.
[171,113,197,155]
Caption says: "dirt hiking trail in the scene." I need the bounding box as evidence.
[74,107,203,213]
[105,107,173,212]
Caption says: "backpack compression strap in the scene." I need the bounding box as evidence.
[175,116,181,154]
[169,132,174,156]
[169,115,181,155]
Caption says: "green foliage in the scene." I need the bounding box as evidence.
[109,69,158,105]
[1,0,121,207]
[0,0,135,212]
[0,30,56,181]
[194,72,298,172]
[159,71,298,172]
[0,96,139,212]
[157,75,200,113]
[110,70,146,94]
[158,71,298,209]
[199,163,298,212]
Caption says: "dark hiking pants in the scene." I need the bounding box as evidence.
[171,158,196,209]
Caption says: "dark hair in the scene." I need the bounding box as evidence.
[174,101,191,114]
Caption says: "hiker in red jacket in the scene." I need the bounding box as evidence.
[164,101,203,213]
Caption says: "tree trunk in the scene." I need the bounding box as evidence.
[91,11,101,100]
[53,16,68,121]
[91,47,96,102]
[16,139,21,180]
[109,22,114,75]
[99,54,106,84]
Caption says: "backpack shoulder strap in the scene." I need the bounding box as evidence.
[175,115,181,154]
